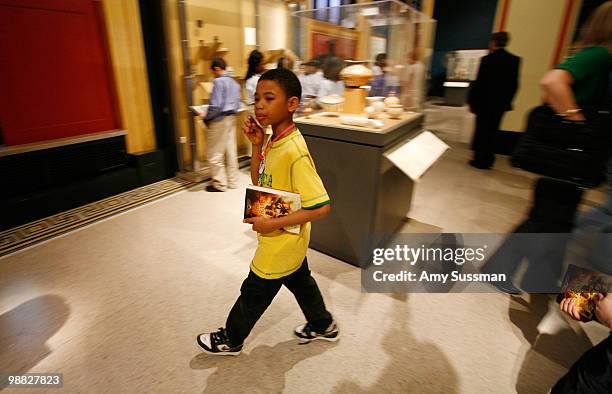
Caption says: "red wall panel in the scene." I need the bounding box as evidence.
[311,32,357,60]
[0,0,118,145]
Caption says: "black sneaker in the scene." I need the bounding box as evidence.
[490,280,523,295]
[206,185,225,192]
[197,328,243,356]
[469,160,491,170]
[294,321,340,344]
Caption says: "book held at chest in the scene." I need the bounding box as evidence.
[244,185,301,234]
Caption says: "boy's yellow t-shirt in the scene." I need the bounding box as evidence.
[251,128,330,279]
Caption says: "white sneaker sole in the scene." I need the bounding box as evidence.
[295,333,340,344]
[200,347,242,356]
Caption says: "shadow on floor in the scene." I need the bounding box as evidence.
[191,339,336,393]
[0,295,70,387]
[331,294,459,393]
[509,294,596,393]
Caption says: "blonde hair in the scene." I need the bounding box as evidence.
[578,1,612,51]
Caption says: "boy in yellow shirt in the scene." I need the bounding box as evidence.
[197,68,339,355]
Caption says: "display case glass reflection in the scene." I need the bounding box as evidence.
[293,0,436,112]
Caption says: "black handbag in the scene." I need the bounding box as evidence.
[511,105,611,188]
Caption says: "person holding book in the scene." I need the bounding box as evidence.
[203,57,241,192]
[197,68,339,355]
[554,292,612,393]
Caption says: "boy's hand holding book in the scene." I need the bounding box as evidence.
[243,185,302,234]
[243,216,278,234]
[560,294,593,321]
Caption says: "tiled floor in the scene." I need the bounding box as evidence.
[0,177,195,258]
[0,143,608,393]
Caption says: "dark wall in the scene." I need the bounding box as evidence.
[139,0,178,178]
[429,0,499,96]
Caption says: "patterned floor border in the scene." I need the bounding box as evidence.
[0,177,197,258]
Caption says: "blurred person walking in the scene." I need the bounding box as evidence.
[483,1,611,295]
[203,58,241,192]
[468,32,520,169]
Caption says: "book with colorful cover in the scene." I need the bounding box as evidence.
[558,264,612,321]
[244,185,301,234]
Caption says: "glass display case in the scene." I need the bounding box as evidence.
[291,2,437,267]
[445,49,489,81]
[293,0,436,112]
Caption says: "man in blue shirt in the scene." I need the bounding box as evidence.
[204,58,241,192]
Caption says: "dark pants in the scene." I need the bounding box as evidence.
[552,333,612,394]
[568,190,612,275]
[225,259,332,346]
[471,110,504,168]
[482,178,584,292]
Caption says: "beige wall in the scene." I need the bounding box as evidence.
[185,0,289,78]
[163,0,290,168]
[186,0,253,79]
[102,0,156,153]
[162,0,191,167]
[496,0,582,132]
[259,0,289,51]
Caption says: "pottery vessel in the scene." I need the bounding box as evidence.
[340,63,374,87]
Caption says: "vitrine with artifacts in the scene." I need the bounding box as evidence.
[294,0,436,112]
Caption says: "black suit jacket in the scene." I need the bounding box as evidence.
[468,48,521,113]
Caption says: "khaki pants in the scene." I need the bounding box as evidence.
[206,115,238,190]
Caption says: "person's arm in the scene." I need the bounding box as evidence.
[539,69,585,121]
[243,204,331,233]
[249,145,262,185]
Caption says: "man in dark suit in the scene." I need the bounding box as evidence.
[468,32,520,169]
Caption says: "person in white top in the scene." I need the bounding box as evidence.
[244,50,265,105]
[317,57,345,100]
[319,79,344,97]
[298,60,324,98]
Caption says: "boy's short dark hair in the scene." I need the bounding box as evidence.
[491,32,510,47]
[259,68,302,100]
[210,57,226,70]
